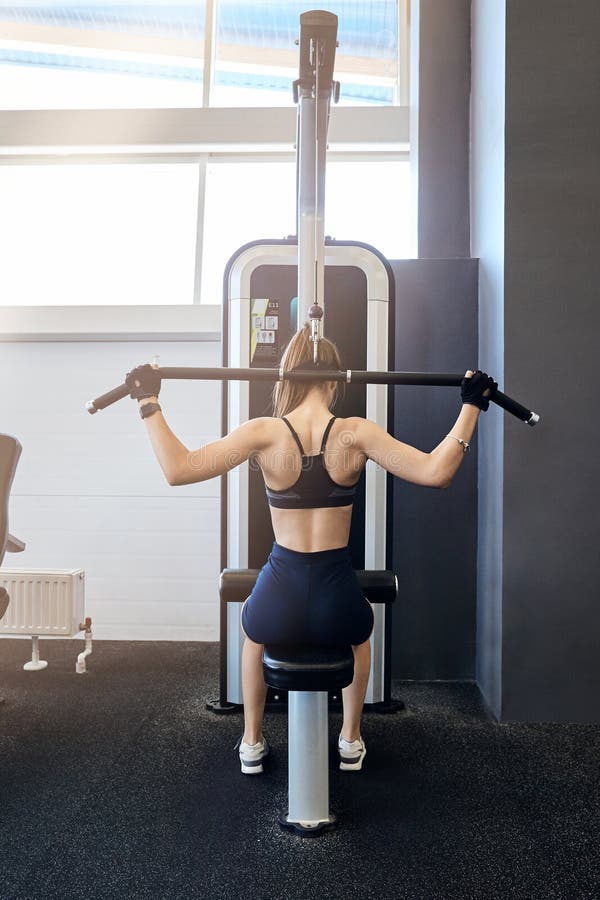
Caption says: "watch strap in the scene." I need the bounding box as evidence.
[139,402,162,420]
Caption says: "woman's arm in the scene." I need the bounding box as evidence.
[428,404,480,488]
[354,418,443,488]
[138,396,267,486]
[354,402,480,489]
[354,367,493,489]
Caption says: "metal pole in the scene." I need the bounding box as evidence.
[295,11,338,328]
[286,691,331,828]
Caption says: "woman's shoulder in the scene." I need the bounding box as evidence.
[329,416,368,452]
[332,415,367,434]
[330,417,382,453]
[334,415,365,427]
[251,416,279,428]
[251,416,286,437]
[236,416,280,440]
[236,417,282,457]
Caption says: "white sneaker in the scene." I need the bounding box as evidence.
[338,734,367,771]
[235,735,270,775]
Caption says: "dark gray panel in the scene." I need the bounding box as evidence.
[416,0,471,259]
[502,0,600,720]
[390,259,478,679]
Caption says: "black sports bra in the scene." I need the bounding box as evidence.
[265,416,358,510]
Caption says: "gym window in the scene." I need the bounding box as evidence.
[0,2,410,336]
[201,156,411,306]
[0,1,408,110]
[0,162,201,307]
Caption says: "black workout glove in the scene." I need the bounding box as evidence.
[125,364,161,402]
[461,370,498,412]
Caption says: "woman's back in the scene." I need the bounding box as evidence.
[256,410,367,553]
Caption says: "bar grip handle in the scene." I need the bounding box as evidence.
[85,382,130,414]
[492,388,539,426]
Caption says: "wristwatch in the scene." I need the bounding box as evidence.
[139,402,162,420]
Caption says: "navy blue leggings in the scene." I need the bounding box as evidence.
[241,542,374,646]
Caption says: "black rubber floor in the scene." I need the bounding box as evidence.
[1,639,598,900]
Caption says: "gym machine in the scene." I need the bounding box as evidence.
[86,10,539,836]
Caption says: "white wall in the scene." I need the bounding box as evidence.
[0,339,222,640]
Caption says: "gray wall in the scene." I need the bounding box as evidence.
[411,0,471,258]
[501,0,600,721]
[407,0,600,723]
[391,259,478,679]
[470,0,506,719]
[471,0,600,721]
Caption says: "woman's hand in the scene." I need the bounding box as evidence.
[461,369,498,412]
[125,364,161,403]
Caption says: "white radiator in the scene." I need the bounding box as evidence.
[0,568,85,637]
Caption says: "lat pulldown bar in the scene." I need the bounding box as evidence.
[85,367,540,426]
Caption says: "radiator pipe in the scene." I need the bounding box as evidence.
[76,617,93,674]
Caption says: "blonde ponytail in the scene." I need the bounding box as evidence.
[272,324,342,418]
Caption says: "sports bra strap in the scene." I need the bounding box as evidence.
[320,416,337,453]
[282,417,306,457]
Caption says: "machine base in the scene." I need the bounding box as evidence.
[278,810,338,837]
[206,695,408,714]
[366,698,407,715]
[205,698,241,714]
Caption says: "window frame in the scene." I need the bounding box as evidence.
[0,2,410,341]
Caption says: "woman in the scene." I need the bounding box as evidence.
[125,326,496,776]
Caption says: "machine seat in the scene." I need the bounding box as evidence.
[219,568,259,602]
[219,567,397,606]
[263,644,354,693]
[218,567,396,693]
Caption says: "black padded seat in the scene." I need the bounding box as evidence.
[219,568,259,602]
[219,567,397,606]
[220,567,396,693]
[358,570,398,605]
[263,644,354,692]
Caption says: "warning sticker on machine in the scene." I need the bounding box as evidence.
[250,298,280,362]
[252,315,279,332]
